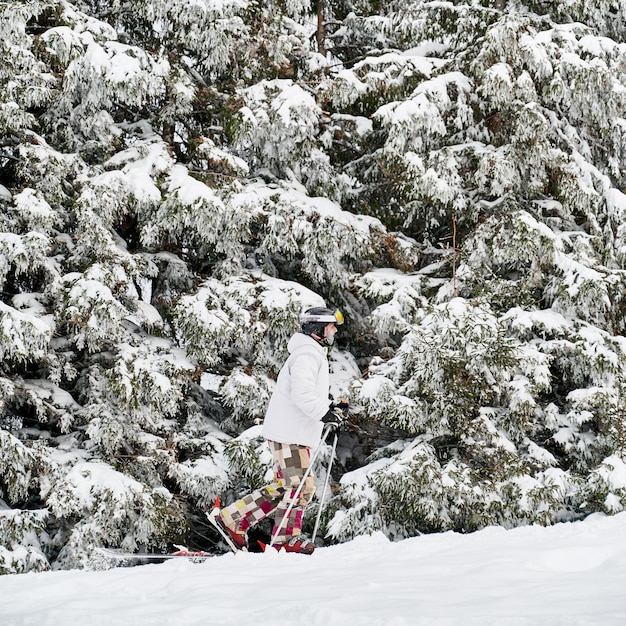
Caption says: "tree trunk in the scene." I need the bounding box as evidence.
[316,0,326,57]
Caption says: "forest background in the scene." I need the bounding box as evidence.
[2,0,626,573]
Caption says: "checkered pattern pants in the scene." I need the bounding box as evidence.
[219,441,316,544]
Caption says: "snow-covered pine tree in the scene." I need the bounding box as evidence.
[0,0,414,571]
[3,0,626,573]
[325,0,626,540]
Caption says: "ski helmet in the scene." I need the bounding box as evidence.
[300,307,344,345]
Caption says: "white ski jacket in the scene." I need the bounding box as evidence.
[261,333,330,448]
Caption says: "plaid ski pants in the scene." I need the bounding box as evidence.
[219,441,316,544]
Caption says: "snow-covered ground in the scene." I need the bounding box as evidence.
[1,513,626,626]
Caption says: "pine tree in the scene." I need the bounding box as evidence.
[2,0,626,573]
[327,0,626,539]
[0,0,413,571]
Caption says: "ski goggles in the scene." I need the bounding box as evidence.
[301,310,344,325]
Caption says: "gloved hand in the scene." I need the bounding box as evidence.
[321,407,344,433]
[333,400,350,418]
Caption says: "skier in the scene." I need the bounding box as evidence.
[215,307,346,554]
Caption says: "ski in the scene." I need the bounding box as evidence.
[97,547,214,561]
[205,496,247,554]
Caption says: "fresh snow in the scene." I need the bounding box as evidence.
[1,513,626,625]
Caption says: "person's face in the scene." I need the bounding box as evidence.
[324,323,337,342]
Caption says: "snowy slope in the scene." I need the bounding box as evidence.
[1,513,626,626]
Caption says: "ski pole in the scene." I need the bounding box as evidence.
[312,430,338,543]
[269,424,331,548]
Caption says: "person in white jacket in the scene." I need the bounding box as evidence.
[215,307,345,554]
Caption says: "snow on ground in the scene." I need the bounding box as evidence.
[2,512,626,626]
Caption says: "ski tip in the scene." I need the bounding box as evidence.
[171,544,211,557]
[257,540,266,552]
[204,495,220,516]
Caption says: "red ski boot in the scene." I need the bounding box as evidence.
[213,514,247,550]
[275,536,316,554]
